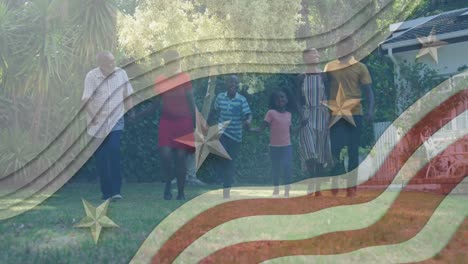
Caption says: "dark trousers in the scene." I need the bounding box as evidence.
[270,146,292,186]
[95,131,122,199]
[215,135,240,188]
[330,116,362,187]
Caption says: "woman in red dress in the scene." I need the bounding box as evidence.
[155,50,195,200]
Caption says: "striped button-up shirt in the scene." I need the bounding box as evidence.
[214,92,251,142]
[82,67,134,138]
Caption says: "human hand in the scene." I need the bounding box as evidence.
[244,119,252,129]
[249,127,260,133]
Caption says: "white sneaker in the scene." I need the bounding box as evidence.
[112,194,123,199]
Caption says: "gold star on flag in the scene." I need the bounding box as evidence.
[75,199,119,244]
[322,83,361,127]
[175,110,231,171]
[416,28,447,63]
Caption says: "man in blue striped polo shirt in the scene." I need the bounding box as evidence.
[214,75,252,198]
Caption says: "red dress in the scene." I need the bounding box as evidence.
[155,72,195,150]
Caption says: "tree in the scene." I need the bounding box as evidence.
[0,0,119,177]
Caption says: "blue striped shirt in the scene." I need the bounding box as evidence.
[214,92,251,142]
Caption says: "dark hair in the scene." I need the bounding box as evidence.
[269,88,293,111]
[302,47,318,56]
[225,74,239,83]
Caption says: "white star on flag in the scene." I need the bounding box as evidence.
[416,27,448,63]
[322,83,361,127]
[175,110,231,171]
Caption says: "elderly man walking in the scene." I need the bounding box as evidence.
[82,51,134,201]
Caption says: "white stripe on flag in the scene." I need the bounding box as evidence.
[130,72,467,264]
[174,113,466,263]
[265,179,468,264]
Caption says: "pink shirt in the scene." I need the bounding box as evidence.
[264,110,291,146]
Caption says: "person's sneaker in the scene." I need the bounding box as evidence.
[176,194,186,200]
[331,178,339,196]
[284,185,290,198]
[112,194,123,200]
[223,188,230,199]
[164,192,173,200]
[306,183,314,195]
[272,187,280,197]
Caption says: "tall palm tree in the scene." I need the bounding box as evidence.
[0,0,121,177]
[9,0,74,142]
[0,0,23,87]
[71,0,118,69]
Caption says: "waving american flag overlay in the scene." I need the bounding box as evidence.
[1,0,467,263]
[130,73,468,263]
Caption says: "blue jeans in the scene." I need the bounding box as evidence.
[330,116,362,187]
[215,135,240,188]
[270,146,292,186]
[95,131,122,199]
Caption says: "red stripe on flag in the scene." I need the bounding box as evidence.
[152,89,468,264]
[417,218,468,263]
[200,137,467,263]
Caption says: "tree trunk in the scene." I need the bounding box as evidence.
[201,67,218,120]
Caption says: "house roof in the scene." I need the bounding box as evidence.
[382,7,468,48]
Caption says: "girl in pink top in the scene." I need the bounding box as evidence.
[251,90,294,197]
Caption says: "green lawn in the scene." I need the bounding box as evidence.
[0,182,217,264]
[1,183,466,263]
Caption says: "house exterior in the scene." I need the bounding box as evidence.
[381,7,468,77]
[380,7,468,133]
[369,7,468,184]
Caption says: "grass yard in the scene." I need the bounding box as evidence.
[0,182,217,264]
[0,183,466,263]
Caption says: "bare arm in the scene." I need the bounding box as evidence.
[82,100,98,125]
[83,74,97,125]
[133,97,160,120]
[244,113,252,129]
[362,84,375,122]
[250,120,269,133]
[124,90,135,119]
[293,74,306,119]
[186,88,197,127]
